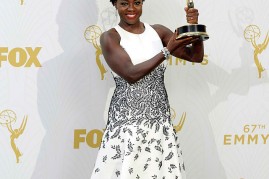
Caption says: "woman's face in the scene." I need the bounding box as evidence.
[115,0,143,25]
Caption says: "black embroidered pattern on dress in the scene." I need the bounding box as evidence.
[91,65,185,179]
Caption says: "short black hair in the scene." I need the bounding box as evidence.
[110,0,145,5]
[110,0,116,5]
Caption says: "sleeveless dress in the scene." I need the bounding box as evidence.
[91,23,186,179]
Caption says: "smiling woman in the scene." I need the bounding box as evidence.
[110,0,145,5]
[90,0,204,178]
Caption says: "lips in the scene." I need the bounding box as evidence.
[126,14,136,19]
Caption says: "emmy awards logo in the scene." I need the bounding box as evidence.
[244,25,269,78]
[0,110,28,163]
[84,25,107,80]
[85,7,118,80]
[170,108,186,133]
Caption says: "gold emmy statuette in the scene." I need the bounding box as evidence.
[176,0,209,41]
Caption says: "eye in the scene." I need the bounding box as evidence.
[134,1,142,5]
[120,2,128,6]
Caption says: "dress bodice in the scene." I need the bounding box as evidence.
[112,23,165,76]
[107,23,170,130]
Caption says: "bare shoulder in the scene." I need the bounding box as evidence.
[100,28,121,48]
[151,24,173,41]
[151,24,172,34]
[151,24,169,31]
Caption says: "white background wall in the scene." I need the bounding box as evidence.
[0,0,269,179]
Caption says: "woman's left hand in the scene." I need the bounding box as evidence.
[185,7,199,24]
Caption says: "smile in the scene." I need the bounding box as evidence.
[126,14,136,18]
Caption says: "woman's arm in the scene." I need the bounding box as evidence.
[153,7,204,63]
[153,24,204,63]
[100,28,196,84]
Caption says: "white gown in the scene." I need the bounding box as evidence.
[91,23,186,179]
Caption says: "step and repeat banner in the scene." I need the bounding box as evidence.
[0,0,269,179]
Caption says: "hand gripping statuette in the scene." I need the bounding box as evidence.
[177,0,209,41]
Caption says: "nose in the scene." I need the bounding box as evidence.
[127,3,135,11]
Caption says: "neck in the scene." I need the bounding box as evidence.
[118,20,144,34]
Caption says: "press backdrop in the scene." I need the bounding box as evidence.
[0,0,269,179]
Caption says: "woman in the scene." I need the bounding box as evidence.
[91,0,204,178]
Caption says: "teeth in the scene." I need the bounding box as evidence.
[127,14,136,18]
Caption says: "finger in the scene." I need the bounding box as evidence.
[187,16,198,24]
[179,36,199,43]
[171,28,180,40]
[187,16,197,20]
[186,12,199,17]
[187,37,199,42]
[187,36,201,43]
[174,28,179,36]
[177,36,193,42]
[186,12,198,20]
[187,8,198,13]
[177,35,193,40]
[187,18,198,23]
[184,7,189,12]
